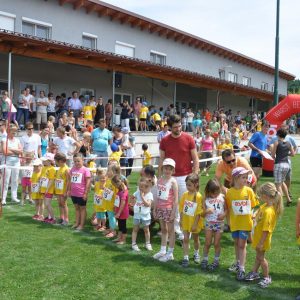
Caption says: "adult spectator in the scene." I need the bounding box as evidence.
[56,93,68,116]
[1,91,18,129]
[1,124,22,204]
[17,87,32,128]
[159,114,199,240]
[19,122,41,158]
[157,124,170,143]
[133,97,142,131]
[271,128,295,206]
[36,90,49,131]
[192,115,202,135]
[78,131,92,157]
[186,108,194,132]
[94,97,105,125]
[248,123,269,186]
[203,108,211,123]
[47,92,57,120]
[0,119,7,161]
[91,118,112,167]
[82,98,95,123]
[52,127,80,157]
[215,149,256,189]
[199,129,215,176]
[120,100,133,129]
[209,116,220,144]
[105,99,113,128]
[68,91,82,126]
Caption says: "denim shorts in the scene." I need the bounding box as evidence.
[231,230,249,240]
[96,212,106,219]
[133,218,151,227]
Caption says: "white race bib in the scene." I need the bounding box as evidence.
[85,110,91,116]
[32,183,40,193]
[134,201,150,215]
[55,179,64,191]
[23,169,33,178]
[103,187,114,201]
[157,183,170,201]
[183,200,197,217]
[232,200,251,215]
[71,172,82,184]
[40,177,49,188]
[114,195,120,207]
[205,197,224,222]
[94,194,102,206]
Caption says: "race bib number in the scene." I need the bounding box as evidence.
[85,110,91,116]
[247,174,253,184]
[23,168,33,178]
[183,200,197,217]
[206,198,224,222]
[32,183,40,193]
[94,194,102,206]
[157,184,170,201]
[55,179,64,191]
[232,200,251,215]
[114,195,120,207]
[134,201,149,215]
[71,172,82,184]
[103,187,114,201]
[40,177,49,188]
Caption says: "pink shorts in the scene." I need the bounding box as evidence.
[21,177,31,187]
[44,193,53,199]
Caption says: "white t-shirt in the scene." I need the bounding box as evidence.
[133,190,153,220]
[1,137,21,165]
[19,134,41,158]
[205,194,225,223]
[19,94,32,109]
[186,112,194,123]
[4,98,17,113]
[36,97,49,114]
[53,136,76,156]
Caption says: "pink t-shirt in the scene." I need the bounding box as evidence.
[70,166,91,197]
[201,137,214,151]
[156,177,175,209]
[114,189,129,219]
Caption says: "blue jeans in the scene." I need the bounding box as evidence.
[94,150,108,168]
[16,108,29,126]
[107,211,116,230]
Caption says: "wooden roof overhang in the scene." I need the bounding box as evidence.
[0,30,281,101]
[55,0,295,81]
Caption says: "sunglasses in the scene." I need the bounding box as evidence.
[27,128,34,130]
[225,158,236,164]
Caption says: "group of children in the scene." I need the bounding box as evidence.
[22,150,287,288]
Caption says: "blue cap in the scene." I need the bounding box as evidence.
[110,143,119,152]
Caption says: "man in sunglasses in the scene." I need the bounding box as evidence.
[19,122,41,158]
[215,149,256,189]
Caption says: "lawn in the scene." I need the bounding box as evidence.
[1,156,300,300]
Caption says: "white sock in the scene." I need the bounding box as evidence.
[167,247,174,254]
[161,246,167,253]
[184,255,189,260]
[194,249,199,255]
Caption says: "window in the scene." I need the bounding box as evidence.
[115,41,135,58]
[22,17,51,39]
[261,82,269,91]
[20,82,49,96]
[242,76,251,86]
[114,93,132,106]
[228,72,238,83]
[150,51,166,65]
[0,11,15,31]
[218,69,225,80]
[82,32,97,50]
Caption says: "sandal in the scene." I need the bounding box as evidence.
[105,232,116,238]
[116,241,125,245]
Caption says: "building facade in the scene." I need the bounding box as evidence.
[0,0,295,114]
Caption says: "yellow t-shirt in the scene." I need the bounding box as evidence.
[55,165,69,195]
[252,203,277,251]
[161,120,167,128]
[257,121,262,132]
[139,107,148,119]
[94,181,106,213]
[152,113,161,122]
[224,143,233,150]
[142,150,151,166]
[225,186,259,232]
[179,191,203,233]
[87,161,97,174]
[83,106,95,121]
[31,171,42,200]
[109,151,123,164]
[40,165,56,194]
[103,179,118,211]
[217,143,227,151]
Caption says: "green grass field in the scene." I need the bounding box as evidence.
[1,157,300,300]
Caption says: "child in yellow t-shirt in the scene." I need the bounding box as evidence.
[40,153,56,224]
[224,138,234,150]
[225,167,259,281]
[94,168,107,232]
[139,102,148,131]
[141,143,151,166]
[179,174,203,267]
[109,143,123,165]
[54,153,70,226]
[83,104,95,121]
[217,137,226,156]
[31,159,43,221]
[245,182,283,288]
[256,120,262,132]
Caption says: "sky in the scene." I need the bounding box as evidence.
[103,0,299,79]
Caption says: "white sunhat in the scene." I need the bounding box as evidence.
[32,158,43,166]
[163,158,176,168]
[232,167,250,177]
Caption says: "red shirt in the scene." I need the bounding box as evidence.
[160,133,196,176]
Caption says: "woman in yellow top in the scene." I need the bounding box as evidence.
[139,102,148,131]
[179,174,203,267]
[83,100,95,121]
[94,168,107,231]
[225,167,259,281]
[245,182,283,288]
[31,159,43,221]
[40,153,56,224]
[54,153,70,226]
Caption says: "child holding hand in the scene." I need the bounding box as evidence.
[94,168,107,231]
[31,159,43,220]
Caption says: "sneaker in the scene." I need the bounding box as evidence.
[193,253,200,264]
[43,217,50,223]
[32,214,39,220]
[1,201,6,205]
[145,243,153,251]
[132,244,141,252]
[11,198,20,203]
[37,215,44,221]
[159,252,174,262]
[237,270,246,281]
[177,233,184,241]
[245,271,260,281]
[153,251,166,260]
[57,218,64,224]
[61,220,69,226]
[209,260,219,271]
[180,258,189,267]
[228,262,240,272]
[48,218,56,224]
[200,259,208,270]
[258,277,272,288]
